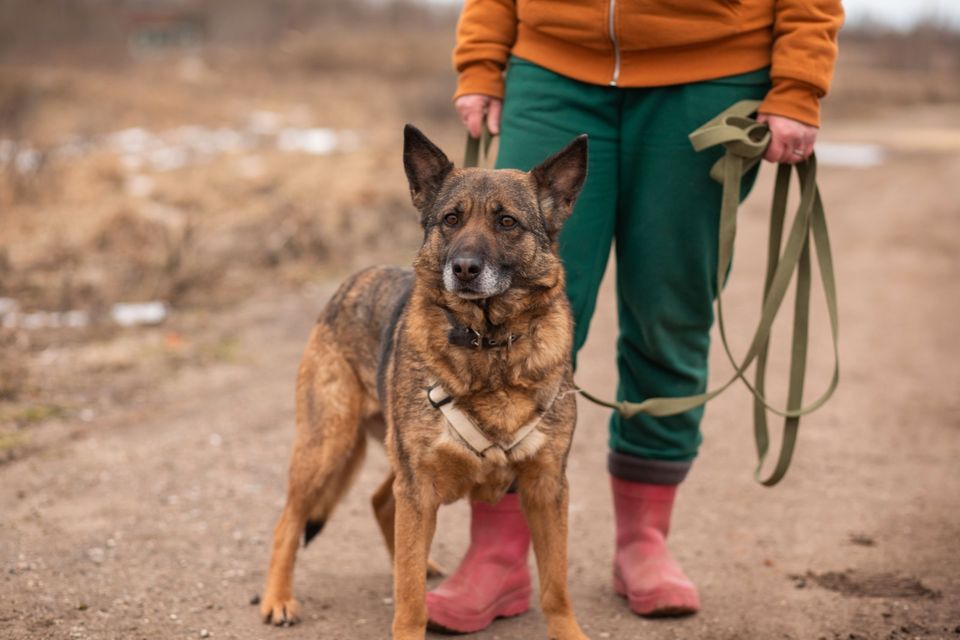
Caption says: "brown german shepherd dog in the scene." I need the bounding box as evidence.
[260,125,590,640]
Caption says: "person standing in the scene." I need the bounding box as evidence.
[426,0,843,633]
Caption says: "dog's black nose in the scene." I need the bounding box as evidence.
[451,254,483,282]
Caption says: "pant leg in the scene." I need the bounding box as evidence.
[496,57,620,363]
[608,68,771,481]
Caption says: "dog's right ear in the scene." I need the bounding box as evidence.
[530,135,588,239]
[403,125,454,211]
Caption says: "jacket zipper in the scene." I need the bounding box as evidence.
[608,0,621,86]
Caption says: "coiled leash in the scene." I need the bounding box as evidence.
[462,100,839,486]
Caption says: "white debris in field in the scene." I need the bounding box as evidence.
[277,127,340,155]
[125,174,156,198]
[0,113,360,177]
[276,127,337,155]
[285,127,359,154]
[87,547,106,564]
[0,299,171,329]
[3,309,91,330]
[14,148,42,173]
[110,302,169,327]
[248,110,282,136]
[233,155,265,179]
[107,126,253,172]
[816,142,886,168]
[0,140,43,174]
[0,298,19,318]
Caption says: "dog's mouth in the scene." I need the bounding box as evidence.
[442,262,512,300]
[454,289,495,300]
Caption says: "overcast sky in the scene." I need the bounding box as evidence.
[842,0,959,29]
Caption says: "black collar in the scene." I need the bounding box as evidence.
[442,309,520,350]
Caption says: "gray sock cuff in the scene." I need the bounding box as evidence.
[607,451,692,485]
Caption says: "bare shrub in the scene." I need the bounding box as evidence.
[254,204,331,268]
[832,26,960,109]
[0,332,28,401]
[278,26,453,78]
[0,75,53,204]
[92,207,225,306]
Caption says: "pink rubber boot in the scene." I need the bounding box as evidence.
[426,493,532,633]
[612,477,700,617]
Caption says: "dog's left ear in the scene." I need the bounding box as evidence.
[530,135,588,239]
[403,124,454,212]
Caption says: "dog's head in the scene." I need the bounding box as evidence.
[403,125,587,300]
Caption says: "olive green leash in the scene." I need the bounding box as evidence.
[462,100,840,486]
[463,125,494,169]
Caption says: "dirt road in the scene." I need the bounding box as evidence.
[2,110,959,640]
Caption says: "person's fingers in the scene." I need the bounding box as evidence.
[784,137,805,164]
[486,99,502,136]
[455,95,489,139]
[455,101,470,132]
[759,113,820,164]
[465,109,483,139]
[778,124,799,163]
[776,128,804,164]
[764,135,785,163]
[802,128,817,160]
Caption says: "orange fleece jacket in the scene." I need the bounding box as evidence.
[454,0,843,126]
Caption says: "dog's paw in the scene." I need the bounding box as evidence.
[426,558,445,579]
[260,594,301,626]
[547,618,590,640]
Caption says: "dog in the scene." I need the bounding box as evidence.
[259,125,590,640]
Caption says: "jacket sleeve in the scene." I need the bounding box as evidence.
[453,0,518,100]
[759,0,844,127]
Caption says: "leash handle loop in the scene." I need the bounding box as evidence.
[576,100,841,486]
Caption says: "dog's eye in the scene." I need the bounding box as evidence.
[499,215,517,229]
[443,213,460,227]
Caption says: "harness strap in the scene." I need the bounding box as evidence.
[427,383,554,457]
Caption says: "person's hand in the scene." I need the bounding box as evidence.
[756,113,818,164]
[454,94,503,139]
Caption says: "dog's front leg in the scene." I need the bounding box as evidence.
[517,470,590,640]
[391,482,438,640]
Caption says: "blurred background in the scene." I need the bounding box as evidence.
[0,0,957,430]
[1,2,958,639]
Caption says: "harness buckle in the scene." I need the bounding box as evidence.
[427,383,453,409]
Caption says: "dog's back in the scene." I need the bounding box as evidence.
[313,265,414,410]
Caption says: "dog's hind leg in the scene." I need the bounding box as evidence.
[261,335,369,626]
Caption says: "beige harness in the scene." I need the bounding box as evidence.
[427,383,559,457]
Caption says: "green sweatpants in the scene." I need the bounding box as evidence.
[497,57,770,469]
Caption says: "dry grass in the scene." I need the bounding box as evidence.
[0,334,29,401]
[0,3,462,427]
[0,20,457,312]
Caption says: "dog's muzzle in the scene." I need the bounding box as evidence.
[442,259,511,299]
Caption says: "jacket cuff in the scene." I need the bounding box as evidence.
[454,61,506,101]
[759,78,823,128]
